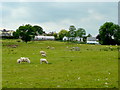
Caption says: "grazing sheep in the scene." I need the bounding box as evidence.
[40,58,48,64]
[41,54,46,57]
[47,46,50,49]
[17,59,21,63]
[70,47,75,51]
[51,47,55,50]
[40,51,46,54]
[72,47,75,49]
[17,57,30,63]
[75,47,80,51]
[46,46,55,50]
[70,47,80,51]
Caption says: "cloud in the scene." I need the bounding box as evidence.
[40,22,68,33]
[1,2,118,36]
[81,9,105,22]
[0,3,2,25]
[1,0,119,2]
[2,3,31,22]
[10,7,30,19]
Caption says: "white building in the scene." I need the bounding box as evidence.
[34,36,55,40]
[63,36,83,42]
[87,37,99,44]
[0,29,14,37]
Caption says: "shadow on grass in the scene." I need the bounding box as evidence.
[48,63,52,64]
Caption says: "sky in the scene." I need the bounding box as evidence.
[0,0,118,36]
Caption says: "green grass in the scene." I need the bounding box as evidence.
[2,39,118,88]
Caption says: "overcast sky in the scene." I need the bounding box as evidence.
[1,1,118,36]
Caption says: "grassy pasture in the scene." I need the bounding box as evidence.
[2,39,118,88]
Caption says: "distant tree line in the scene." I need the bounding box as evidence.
[56,25,87,42]
[13,24,88,43]
[13,22,120,45]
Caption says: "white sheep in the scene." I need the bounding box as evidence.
[51,47,55,50]
[40,51,46,54]
[17,59,21,63]
[47,46,50,49]
[40,58,48,64]
[70,47,75,51]
[41,54,46,57]
[17,57,30,63]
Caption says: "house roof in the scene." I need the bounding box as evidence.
[35,36,55,39]
[87,37,97,41]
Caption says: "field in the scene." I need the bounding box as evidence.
[2,39,118,88]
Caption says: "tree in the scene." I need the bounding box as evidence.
[113,24,120,45]
[58,29,68,40]
[14,24,44,43]
[69,25,76,41]
[69,25,76,31]
[18,24,34,43]
[99,22,120,45]
[47,32,54,36]
[32,25,44,35]
[87,34,92,37]
[53,32,58,40]
[13,30,20,39]
[76,28,86,41]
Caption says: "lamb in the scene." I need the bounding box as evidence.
[17,57,30,63]
[41,54,46,57]
[40,51,46,54]
[40,58,48,64]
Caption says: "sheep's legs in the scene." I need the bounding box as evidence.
[40,61,42,64]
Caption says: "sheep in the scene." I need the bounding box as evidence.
[75,47,80,51]
[47,46,49,49]
[17,57,30,63]
[17,59,21,63]
[51,47,55,50]
[70,47,75,51]
[40,51,46,54]
[69,47,80,51]
[41,54,46,57]
[40,58,48,64]
[46,46,55,50]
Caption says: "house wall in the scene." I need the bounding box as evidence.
[34,36,55,40]
[63,36,83,42]
[0,30,14,37]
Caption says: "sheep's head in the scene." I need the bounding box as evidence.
[17,60,21,63]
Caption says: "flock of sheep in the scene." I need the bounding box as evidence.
[16,45,81,64]
[16,44,117,64]
[17,50,48,64]
[17,46,55,64]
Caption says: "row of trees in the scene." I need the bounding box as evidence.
[55,25,86,41]
[13,22,120,45]
[13,24,87,43]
